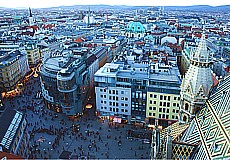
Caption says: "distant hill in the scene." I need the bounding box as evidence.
[54,4,230,12]
[164,5,230,12]
[4,4,230,12]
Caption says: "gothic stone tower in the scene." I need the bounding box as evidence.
[179,33,214,123]
[29,7,34,26]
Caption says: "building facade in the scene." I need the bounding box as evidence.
[94,56,181,125]
[25,42,40,67]
[40,52,89,116]
[0,109,30,158]
[0,50,30,92]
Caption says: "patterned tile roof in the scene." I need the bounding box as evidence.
[180,75,230,159]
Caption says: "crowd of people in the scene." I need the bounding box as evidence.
[2,75,151,159]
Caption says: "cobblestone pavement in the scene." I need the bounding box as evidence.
[2,76,151,159]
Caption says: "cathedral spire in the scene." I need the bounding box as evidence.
[28,7,34,26]
[88,6,90,26]
[179,31,214,124]
[190,32,211,63]
[29,7,32,17]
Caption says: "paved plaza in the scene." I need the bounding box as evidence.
[2,75,151,159]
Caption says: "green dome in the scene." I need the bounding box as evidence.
[126,21,145,34]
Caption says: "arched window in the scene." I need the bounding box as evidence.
[185,103,189,111]
[183,115,187,122]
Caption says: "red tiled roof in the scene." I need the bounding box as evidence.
[74,38,83,43]
[0,151,23,159]
[135,41,144,45]
[224,66,230,72]
[212,74,219,87]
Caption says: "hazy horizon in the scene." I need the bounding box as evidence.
[0,0,229,9]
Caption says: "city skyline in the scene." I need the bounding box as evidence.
[0,0,229,9]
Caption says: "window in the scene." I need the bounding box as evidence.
[100,95,103,98]
[167,109,169,113]
[173,103,176,107]
[168,96,170,101]
[110,107,112,111]
[150,94,153,98]
[166,115,169,119]
[154,95,157,98]
[104,101,107,104]
[121,109,124,112]
[109,102,112,105]
[153,107,156,110]
[149,107,152,110]
[150,100,153,104]
[104,95,106,98]
[104,107,107,109]
[160,95,163,100]
[125,104,128,107]
[121,103,124,106]
[121,97,125,100]
[100,89,103,92]
[160,102,162,106]
[101,107,103,109]
[154,101,156,104]
[121,91,124,94]
[116,108,118,112]
[167,103,170,107]
[125,98,128,101]
[164,96,167,100]
[149,113,152,116]
[159,108,162,112]
[125,109,128,112]
[101,100,103,104]
[174,97,177,100]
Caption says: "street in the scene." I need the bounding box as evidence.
[2,75,151,159]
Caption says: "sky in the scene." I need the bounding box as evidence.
[0,0,229,8]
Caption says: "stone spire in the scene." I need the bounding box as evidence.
[28,7,34,26]
[179,32,214,123]
[29,7,32,17]
[88,6,90,26]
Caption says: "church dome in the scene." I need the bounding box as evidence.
[126,21,145,34]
